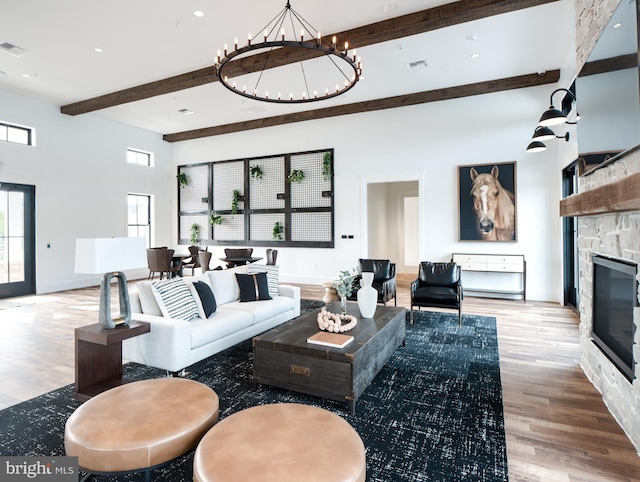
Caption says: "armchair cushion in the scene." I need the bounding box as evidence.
[418,262,459,288]
[412,286,459,304]
[358,259,392,282]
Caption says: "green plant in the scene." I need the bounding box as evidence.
[333,266,361,298]
[250,164,263,181]
[231,189,241,216]
[209,213,223,226]
[272,221,284,241]
[287,169,305,183]
[190,223,199,245]
[177,172,188,188]
[322,152,332,181]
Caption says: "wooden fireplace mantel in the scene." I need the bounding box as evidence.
[559,171,640,217]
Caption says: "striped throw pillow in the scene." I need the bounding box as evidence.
[247,264,279,298]
[151,277,200,321]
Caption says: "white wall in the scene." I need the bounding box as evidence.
[0,90,172,293]
[171,84,566,302]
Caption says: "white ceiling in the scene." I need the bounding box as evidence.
[0,0,575,136]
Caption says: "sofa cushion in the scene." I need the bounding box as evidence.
[236,272,272,302]
[137,281,162,316]
[193,281,217,317]
[207,265,248,305]
[184,275,214,319]
[151,277,200,321]
[190,311,253,349]
[247,264,279,298]
[218,296,295,324]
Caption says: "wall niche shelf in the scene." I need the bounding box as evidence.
[177,148,334,248]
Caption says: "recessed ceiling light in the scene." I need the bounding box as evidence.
[471,53,480,59]
[194,10,204,17]
[0,71,5,77]
[94,47,104,53]
[21,73,30,78]
[612,22,623,29]
[178,108,195,115]
[383,4,397,14]
[466,35,478,41]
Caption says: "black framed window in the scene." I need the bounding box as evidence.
[128,194,151,247]
[127,148,153,166]
[0,121,34,146]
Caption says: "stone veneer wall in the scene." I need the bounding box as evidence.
[576,0,620,70]
[577,148,640,452]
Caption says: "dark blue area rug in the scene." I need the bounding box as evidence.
[0,302,508,481]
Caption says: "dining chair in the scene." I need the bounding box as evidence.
[198,250,213,273]
[147,247,181,280]
[182,245,202,276]
[266,249,278,265]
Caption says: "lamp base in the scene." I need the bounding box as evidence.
[99,272,132,329]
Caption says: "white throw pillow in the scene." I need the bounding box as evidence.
[151,277,200,321]
[208,265,248,305]
[247,264,279,298]
[136,281,162,316]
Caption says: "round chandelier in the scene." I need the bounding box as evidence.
[215,1,363,104]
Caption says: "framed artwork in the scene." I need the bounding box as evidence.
[458,161,517,241]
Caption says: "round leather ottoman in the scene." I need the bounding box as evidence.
[193,403,366,482]
[65,378,219,479]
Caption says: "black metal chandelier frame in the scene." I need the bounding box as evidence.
[215,1,362,104]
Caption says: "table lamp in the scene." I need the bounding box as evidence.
[75,237,147,329]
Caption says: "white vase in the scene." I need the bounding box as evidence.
[357,272,377,318]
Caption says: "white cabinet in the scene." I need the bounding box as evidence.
[451,253,526,301]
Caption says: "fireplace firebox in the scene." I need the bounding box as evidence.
[591,254,638,382]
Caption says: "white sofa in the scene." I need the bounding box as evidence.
[122,265,300,372]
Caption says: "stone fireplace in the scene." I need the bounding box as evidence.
[568,147,640,451]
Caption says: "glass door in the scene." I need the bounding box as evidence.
[0,183,36,298]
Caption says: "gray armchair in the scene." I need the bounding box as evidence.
[411,262,463,325]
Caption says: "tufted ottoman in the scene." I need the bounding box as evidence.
[193,403,366,482]
[65,378,219,481]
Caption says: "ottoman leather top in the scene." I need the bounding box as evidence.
[193,403,366,482]
[65,378,219,473]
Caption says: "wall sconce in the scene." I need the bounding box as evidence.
[538,88,577,126]
[527,87,577,152]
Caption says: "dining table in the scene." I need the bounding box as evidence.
[219,256,263,268]
[171,253,191,277]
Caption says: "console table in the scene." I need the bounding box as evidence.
[451,253,526,301]
[74,321,150,401]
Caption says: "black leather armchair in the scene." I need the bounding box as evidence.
[348,259,396,306]
[411,262,463,325]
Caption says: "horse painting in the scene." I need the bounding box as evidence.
[469,165,515,241]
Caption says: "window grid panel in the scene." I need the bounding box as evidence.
[250,213,286,241]
[290,152,331,209]
[180,214,211,242]
[179,164,209,213]
[291,212,332,242]
[213,215,245,241]
[249,156,285,210]
[213,161,245,211]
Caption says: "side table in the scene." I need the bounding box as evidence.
[74,321,150,401]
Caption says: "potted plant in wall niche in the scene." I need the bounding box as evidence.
[287,169,304,183]
[190,223,199,245]
[250,164,263,181]
[177,172,188,188]
[209,213,223,226]
[273,221,284,241]
[322,152,332,181]
[231,190,241,217]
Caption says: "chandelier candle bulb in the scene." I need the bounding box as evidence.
[265,91,269,99]
[281,28,285,41]
[300,29,304,42]
[317,32,321,44]
[264,30,268,42]
[332,36,337,48]
[234,38,238,49]
[248,33,251,45]
[344,41,348,52]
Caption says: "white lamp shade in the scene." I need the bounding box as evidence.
[75,237,147,274]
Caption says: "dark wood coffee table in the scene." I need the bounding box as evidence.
[253,302,406,414]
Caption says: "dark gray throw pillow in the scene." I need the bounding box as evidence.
[235,272,272,302]
[193,281,217,317]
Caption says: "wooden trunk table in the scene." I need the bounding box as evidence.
[252,302,406,414]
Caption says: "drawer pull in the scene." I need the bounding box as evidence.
[290,365,310,376]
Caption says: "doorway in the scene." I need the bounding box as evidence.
[366,181,419,274]
[0,182,36,298]
[562,162,578,310]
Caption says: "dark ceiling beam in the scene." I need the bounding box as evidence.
[578,53,638,77]
[163,70,560,142]
[61,0,560,116]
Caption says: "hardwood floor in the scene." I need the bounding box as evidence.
[1,274,640,481]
